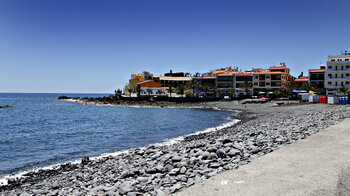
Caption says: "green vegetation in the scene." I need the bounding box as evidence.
[146,88,153,96]
[242,80,252,93]
[338,86,350,95]
[127,88,133,97]
[156,89,163,96]
[176,84,185,97]
[167,85,174,97]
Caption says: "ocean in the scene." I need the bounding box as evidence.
[0,93,236,179]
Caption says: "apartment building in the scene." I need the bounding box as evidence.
[216,73,235,97]
[235,73,253,93]
[252,63,294,95]
[309,65,326,90]
[194,75,216,97]
[325,52,350,94]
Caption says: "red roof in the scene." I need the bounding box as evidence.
[310,69,325,73]
[218,73,234,76]
[253,72,284,75]
[294,78,308,82]
[213,70,226,74]
[237,73,252,76]
[268,66,290,70]
[194,77,216,79]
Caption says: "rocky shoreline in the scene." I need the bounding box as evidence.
[1,102,349,196]
[58,96,220,108]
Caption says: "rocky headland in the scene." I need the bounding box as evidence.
[1,102,349,196]
[0,105,12,109]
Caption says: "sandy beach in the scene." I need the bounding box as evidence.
[1,101,349,196]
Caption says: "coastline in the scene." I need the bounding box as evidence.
[1,101,349,196]
[0,101,241,187]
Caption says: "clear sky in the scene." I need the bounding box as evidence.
[1,0,349,93]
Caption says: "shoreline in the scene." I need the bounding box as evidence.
[1,101,349,196]
[0,102,242,187]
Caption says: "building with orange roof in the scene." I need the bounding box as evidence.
[294,76,309,89]
[216,72,236,97]
[252,63,295,95]
[309,65,326,90]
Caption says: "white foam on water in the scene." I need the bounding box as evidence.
[0,107,241,187]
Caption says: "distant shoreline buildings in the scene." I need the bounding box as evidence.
[124,52,350,97]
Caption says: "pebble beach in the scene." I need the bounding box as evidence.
[1,101,349,196]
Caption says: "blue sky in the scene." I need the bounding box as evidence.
[1,0,349,93]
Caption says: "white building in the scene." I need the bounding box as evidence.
[325,51,350,95]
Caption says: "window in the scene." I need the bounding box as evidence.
[336,82,338,86]
[254,76,258,79]
[328,81,332,85]
[328,66,332,69]
[341,74,344,78]
[337,59,342,61]
[341,82,344,86]
[266,83,270,85]
[346,73,350,76]
[347,65,350,68]
[331,59,335,61]
[346,59,349,61]
[266,75,271,79]
[346,82,350,85]
[254,83,258,86]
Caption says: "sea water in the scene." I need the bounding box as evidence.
[0,93,235,177]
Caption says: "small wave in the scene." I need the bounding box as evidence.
[0,108,240,186]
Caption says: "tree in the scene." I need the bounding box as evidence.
[216,89,221,98]
[127,88,133,97]
[301,83,314,92]
[146,88,153,96]
[230,88,236,98]
[242,80,252,94]
[185,72,191,77]
[286,81,296,95]
[167,85,174,97]
[273,90,281,98]
[176,84,185,97]
[185,79,200,97]
[201,84,210,97]
[156,89,164,96]
[136,85,142,97]
[337,86,350,95]
[194,72,201,77]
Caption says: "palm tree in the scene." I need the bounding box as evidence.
[185,72,191,77]
[286,81,296,95]
[337,86,350,95]
[185,79,200,97]
[114,89,122,98]
[242,80,252,94]
[167,85,174,97]
[136,85,142,97]
[156,89,164,96]
[216,89,221,98]
[301,83,314,92]
[127,88,133,97]
[201,84,210,97]
[230,88,236,98]
[176,84,185,97]
[273,90,281,98]
[146,88,153,96]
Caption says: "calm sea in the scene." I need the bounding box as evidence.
[0,93,234,177]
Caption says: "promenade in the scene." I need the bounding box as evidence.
[176,118,350,196]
